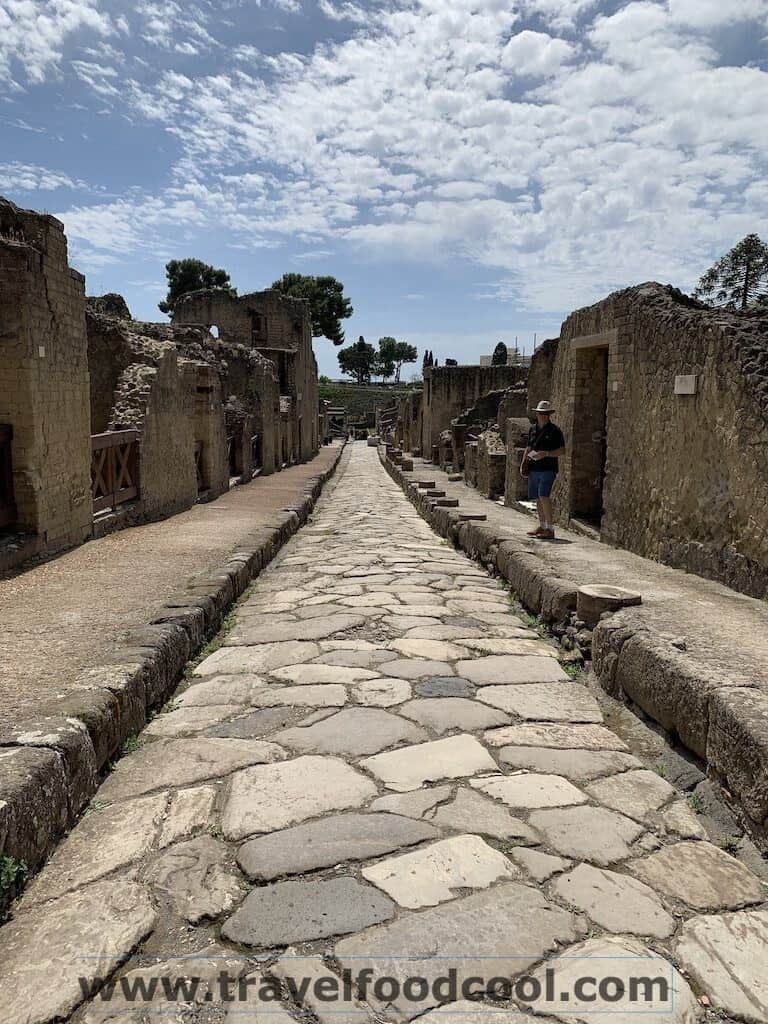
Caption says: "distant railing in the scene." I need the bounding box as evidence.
[194,441,204,492]
[0,424,17,529]
[91,430,139,514]
[227,435,237,477]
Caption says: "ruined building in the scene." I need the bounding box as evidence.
[530,283,768,596]
[420,363,528,457]
[173,288,319,465]
[0,197,93,568]
[0,196,321,573]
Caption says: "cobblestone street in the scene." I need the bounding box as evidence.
[3,444,767,1024]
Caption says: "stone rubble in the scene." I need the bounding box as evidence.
[1,444,766,1024]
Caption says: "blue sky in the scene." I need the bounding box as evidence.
[1,0,767,378]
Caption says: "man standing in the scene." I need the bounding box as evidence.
[522,400,565,540]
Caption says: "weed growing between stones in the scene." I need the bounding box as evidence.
[688,792,705,814]
[183,608,238,679]
[0,855,27,897]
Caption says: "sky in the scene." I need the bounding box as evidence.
[1,0,767,378]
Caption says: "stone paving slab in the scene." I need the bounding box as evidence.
[630,840,766,910]
[222,876,395,947]
[525,936,698,1024]
[361,834,518,907]
[274,707,428,755]
[99,737,285,801]
[222,754,377,840]
[0,878,156,1024]
[360,734,497,791]
[551,862,676,938]
[237,812,439,880]
[334,883,579,1020]
[675,908,768,1021]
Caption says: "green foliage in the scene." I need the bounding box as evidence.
[721,835,742,854]
[688,792,705,815]
[338,336,378,383]
[159,258,234,315]
[121,735,143,755]
[319,374,331,384]
[492,341,508,365]
[271,273,353,345]
[377,336,418,382]
[0,855,28,894]
[695,234,768,310]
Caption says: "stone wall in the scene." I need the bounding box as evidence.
[527,336,559,410]
[0,198,92,558]
[420,364,528,454]
[476,428,507,499]
[173,288,318,465]
[110,353,199,520]
[531,282,768,596]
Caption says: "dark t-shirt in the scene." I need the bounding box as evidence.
[528,421,565,474]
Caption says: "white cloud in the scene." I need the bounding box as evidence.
[0,161,91,192]
[0,0,115,85]
[501,30,577,76]
[669,0,768,29]
[43,0,768,314]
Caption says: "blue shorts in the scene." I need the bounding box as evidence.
[528,469,557,499]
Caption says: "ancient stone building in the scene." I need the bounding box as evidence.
[420,364,527,456]
[173,288,319,465]
[530,282,768,596]
[0,198,92,567]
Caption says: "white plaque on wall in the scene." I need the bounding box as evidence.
[674,374,697,395]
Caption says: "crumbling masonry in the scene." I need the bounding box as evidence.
[0,196,322,572]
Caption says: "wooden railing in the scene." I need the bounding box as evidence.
[91,430,139,514]
[0,424,17,529]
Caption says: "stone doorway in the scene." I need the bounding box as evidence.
[571,345,609,528]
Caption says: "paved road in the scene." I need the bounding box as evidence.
[3,445,766,1024]
[0,445,340,730]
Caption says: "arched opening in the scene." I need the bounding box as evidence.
[209,324,220,339]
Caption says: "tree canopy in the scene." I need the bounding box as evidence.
[159,258,234,315]
[377,337,418,382]
[694,234,768,310]
[271,273,353,345]
[338,336,377,383]
[492,342,508,365]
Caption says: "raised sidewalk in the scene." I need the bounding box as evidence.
[382,448,768,843]
[0,443,343,878]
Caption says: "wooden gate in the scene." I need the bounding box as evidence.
[91,430,139,514]
[0,424,16,529]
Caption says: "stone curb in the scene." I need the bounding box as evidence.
[381,448,768,843]
[0,444,345,889]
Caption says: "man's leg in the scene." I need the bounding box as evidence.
[540,496,553,529]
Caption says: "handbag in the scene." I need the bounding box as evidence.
[520,426,545,478]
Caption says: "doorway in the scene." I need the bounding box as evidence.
[571,346,609,528]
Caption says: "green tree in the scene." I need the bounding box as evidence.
[271,273,353,345]
[378,336,418,383]
[159,258,234,315]
[695,234,768,310]
[375,338,397,382]
[492,341,508,365]
[338,336,377,384]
